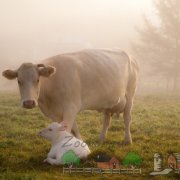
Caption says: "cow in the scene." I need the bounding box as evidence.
[2,49,139,144]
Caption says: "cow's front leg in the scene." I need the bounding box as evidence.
[71,121,82,140]
[62,104,79,135]
[99,112,111,142]
[123,99,133,145]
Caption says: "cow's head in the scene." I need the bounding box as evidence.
[2,63,56,109]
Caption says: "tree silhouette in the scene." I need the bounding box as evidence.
[123,152,143,168]
[133,0,180,92]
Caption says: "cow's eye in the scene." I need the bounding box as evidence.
[48,128,52,131]
[37,79,39,83]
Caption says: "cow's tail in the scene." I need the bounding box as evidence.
[119,51,139,73]
[127,54,139,74]
[131,57,139,73]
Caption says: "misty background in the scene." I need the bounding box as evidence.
[0,0,179,94]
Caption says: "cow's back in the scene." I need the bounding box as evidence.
[71,49,130,109]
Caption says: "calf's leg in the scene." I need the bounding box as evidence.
[44,157,63,165]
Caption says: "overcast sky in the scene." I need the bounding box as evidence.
[0,0,155,64]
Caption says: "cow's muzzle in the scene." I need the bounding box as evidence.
[23,100,36,109]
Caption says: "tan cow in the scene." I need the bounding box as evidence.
[2,49,138,144]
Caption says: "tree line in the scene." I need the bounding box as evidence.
[133,0,180,93]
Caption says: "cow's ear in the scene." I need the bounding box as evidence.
[2,69,17,80]
[38,65,56,77]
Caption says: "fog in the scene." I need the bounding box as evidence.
[2,0,175,94]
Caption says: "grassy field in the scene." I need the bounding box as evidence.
[0,92,179,179]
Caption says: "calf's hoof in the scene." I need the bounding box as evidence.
[43,159,48,163]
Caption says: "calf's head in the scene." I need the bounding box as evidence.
[38,122,67,142]
[2,63,56,109]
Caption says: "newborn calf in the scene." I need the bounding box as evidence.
[38,122,90,165]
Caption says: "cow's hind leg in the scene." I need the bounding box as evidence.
[123,59,138,145]
[123,98,133,145]
[123,80,137,144]
[99,112,111,142]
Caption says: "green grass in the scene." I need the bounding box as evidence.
[0,92,179,179]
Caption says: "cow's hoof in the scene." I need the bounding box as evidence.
[123,140,132,145]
